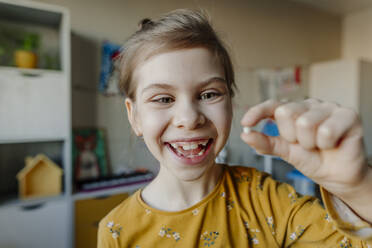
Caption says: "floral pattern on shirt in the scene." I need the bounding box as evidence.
[226,199,235,211]
[220,191,226,198]
[248,233,260,245]
[340,237,352,248]
[244,221,261,245]
[288,192,297,204]
[325,213,332,223]
[289,225,305,241]
[200,231,219,247]
[233,171,251,183]
[106,221,123,239]
[159,226,181,242]
[266,216,276,235]
[192,208,200,215]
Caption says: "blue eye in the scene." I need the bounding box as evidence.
[200,91,221,101]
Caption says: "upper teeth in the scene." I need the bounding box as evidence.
[170,140,209,150]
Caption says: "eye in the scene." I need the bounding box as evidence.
[200,91,222,101]
[151,96,174,104]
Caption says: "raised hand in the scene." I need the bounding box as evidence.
[240,99,372,222]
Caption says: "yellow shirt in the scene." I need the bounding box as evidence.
[98,165,372,247]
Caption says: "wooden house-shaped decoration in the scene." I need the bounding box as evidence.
[16,154,63,199]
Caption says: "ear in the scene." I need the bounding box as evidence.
[125,98,143,137]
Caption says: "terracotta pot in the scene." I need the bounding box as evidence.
[14,50,37,68]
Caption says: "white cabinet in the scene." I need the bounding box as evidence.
[0,68,69,140]
[0,0,72,247]
[0,198,70,248]
[309,59,372,157]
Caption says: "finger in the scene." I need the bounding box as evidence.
[241,130,289,158]
[295,107,332,150]
[241,128,324,178]
[274,102,308,143]
[304,97,322,106]
[241,99,280,127]
[317,108,359,149]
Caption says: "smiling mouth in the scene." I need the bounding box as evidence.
[165,138,213,159]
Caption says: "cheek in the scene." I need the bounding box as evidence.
[204,100,233,135]
[139,109,169,143]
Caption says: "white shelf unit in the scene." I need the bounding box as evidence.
[0,0,72,247]
[309,59,372,157]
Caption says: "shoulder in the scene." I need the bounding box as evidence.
[99,190,142,230]
[223,165,293,202]
[224,164,269,183]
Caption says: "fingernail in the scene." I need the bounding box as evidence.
[243,126,251,134]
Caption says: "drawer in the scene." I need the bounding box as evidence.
[74,193,129,248]
[0,69,69,140]
[0,199,70,248]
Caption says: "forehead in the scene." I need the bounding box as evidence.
[133,48,224,94]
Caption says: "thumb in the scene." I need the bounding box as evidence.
[240,130,289,159]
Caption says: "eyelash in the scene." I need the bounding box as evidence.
[152,96,174,104]
[199,91,222,101]
[151,91,223,104]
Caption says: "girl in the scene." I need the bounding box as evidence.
[98,9,372,247]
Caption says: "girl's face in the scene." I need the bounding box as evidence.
[125,48,233,181]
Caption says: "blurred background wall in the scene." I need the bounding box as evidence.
[31,0,343,173]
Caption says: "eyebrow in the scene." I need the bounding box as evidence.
[141,77,227,95]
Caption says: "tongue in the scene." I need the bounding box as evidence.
[177,145,203,156]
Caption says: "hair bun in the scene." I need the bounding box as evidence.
[138,18,154,30]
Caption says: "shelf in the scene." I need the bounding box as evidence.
[0,0,68,71]
[0,0,63,28]
[0,66,62,75]
[72,182,148,201]
[0,141,66,202]
[0,137,67,145]
[0,193,66,209]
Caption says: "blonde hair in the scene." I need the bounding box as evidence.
[118,9,236,100]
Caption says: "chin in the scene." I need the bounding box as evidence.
[169,159,217,182]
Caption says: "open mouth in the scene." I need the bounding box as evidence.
[165,138,213,161]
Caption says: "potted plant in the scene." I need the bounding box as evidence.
[14,32,39,69]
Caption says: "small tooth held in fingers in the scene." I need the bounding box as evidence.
[243,127,251,134]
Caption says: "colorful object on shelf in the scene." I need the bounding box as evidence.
[99,41,121,95]
[16,154,63,199]
[257,66,302,101]
[14,32,40,69]
[14,50,37,68]
[72,128,109,182]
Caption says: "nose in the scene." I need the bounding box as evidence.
[173,100,206,130]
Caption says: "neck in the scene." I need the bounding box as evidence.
[141,163,224,212]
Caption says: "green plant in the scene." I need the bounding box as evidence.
[21,33,39,52]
